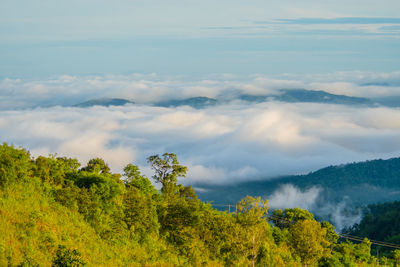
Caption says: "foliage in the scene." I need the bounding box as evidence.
[0,143,33,187]
[123,163,156,195]
[345,201,400,256]
[196,156,400,209]
[147,153,187,194]
[1,142,397,266]
[52,245,86,267]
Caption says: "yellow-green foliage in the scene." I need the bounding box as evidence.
[0,181,174,266]
[0,143,393,266]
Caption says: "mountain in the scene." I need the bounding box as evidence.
[74,98,135,107]
[373,96,400,107]
[361,82,391,86]
[70,89,393,109]
[276,89,373,105]
[239,89,373,105]
[196,157,400,208]
[154,89,376,108]
[155,96,218,109]
[345,201,400,255]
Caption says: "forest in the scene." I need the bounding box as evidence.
[1,142,400,266]
[197,157,400,209]
[345,201,400,257]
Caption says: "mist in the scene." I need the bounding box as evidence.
[266,184,363,231]
[2,72,400,110]
[1,72,400,186]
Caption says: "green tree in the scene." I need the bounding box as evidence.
[123,164,156,195]
[272,207,314,229]
[392,249,400,266]
[0,143,33,187]
[33,155,79,185]
[80,158,110,174]
[235,196,271,267]
[147,153,187,194]
[123,186,159,242]
[289,219,330,265]
[52,245,86,267]
[321,221,339,245]
[334,238,373,265]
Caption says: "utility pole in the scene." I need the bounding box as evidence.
[377,247,379,267]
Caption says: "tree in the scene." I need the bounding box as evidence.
[80,158,110,174]
[321,221,339,245]
[392,249,400,266]
[123,164,156,195]
[147,153,187,193]
[235,197,271,267]
[33,155,79,185]
[123,186,159,241]
[52,245,86,267]
[272,207,314,229]
[334,238,373,265]
[289,219,330,265]
[0,143,33,187]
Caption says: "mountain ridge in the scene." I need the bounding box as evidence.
[196,157,400,207]
[71,88,390,109]
[73,98,135,107]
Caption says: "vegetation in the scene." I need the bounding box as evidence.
[345,201,400,257]
[0,142,398,266]
[197,157,400,208]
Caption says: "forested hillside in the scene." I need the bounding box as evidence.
[197,157,400,208]
[345,201,400,256]
[0,143,398,266]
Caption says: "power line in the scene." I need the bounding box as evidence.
[339,234,400,249]
[209,202,400,250]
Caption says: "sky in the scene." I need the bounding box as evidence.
[1,0,400,78]
[1,1,400,190]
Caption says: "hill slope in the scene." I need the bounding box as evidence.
[197,157,400,207]
[74,98,135,107]
[155,96,218,108]
[239,89,373,106]
[0,143,384,266]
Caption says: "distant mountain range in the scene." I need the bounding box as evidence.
[73,88,394,109]
[154,96,218,108]
[195,157,400,209]
[239,89,373,105]
[73,98,135,108]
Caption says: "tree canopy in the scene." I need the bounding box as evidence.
[0,142,392,266]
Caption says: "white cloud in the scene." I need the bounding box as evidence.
[1,73,400,185]
[266,184,363,230]
[2,72,400,111]
[268,184,321,210]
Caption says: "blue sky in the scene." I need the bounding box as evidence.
[1,1,400,187]
[1,0,400,78]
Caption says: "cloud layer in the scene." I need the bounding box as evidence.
[2,71,400,110]
[1,73,400,186]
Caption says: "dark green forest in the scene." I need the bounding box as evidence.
[1,143,399,266]
[197,157,400,208]
[345,201,400,257]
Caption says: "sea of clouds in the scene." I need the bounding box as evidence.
[1,72,400,187]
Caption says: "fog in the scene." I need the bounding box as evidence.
[267,184,362,230]
[1,73,400,186]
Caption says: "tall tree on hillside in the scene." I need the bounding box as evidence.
[123,163,156,195]
[147,153,187,194]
